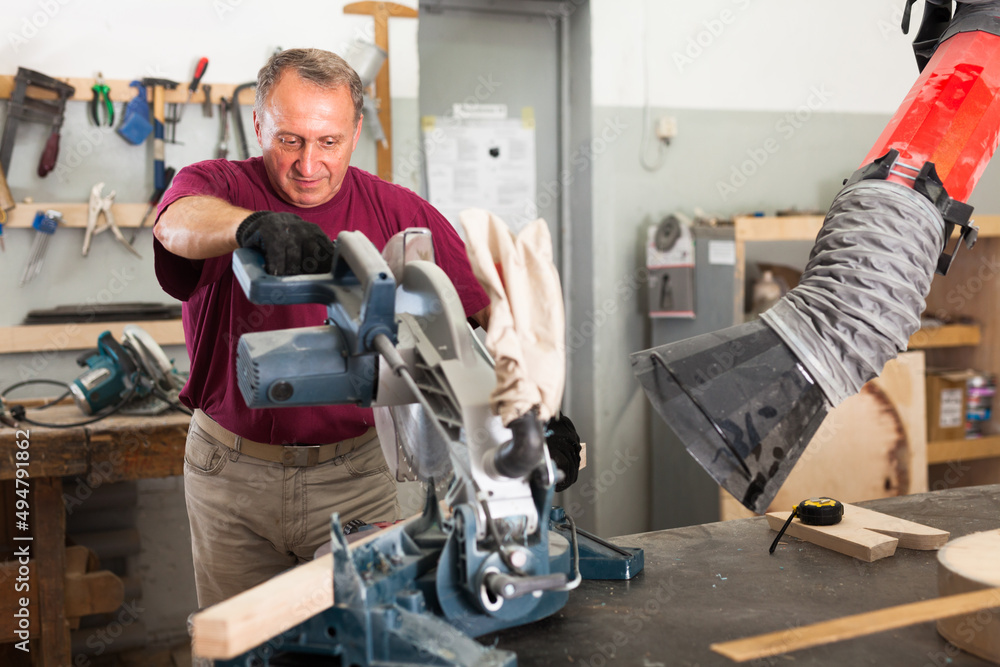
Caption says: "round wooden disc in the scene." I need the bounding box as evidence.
[937,530,1000,664]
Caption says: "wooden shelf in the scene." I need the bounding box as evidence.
[2,202,150,229]
[0,319,184,355]
[928,435,1000,464]
[734,214,1000,241]
[0,74,254,106]
[908,324,982,349]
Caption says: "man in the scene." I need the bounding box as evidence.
[153,48,492,607]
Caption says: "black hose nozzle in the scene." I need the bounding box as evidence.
[492,409,545,479]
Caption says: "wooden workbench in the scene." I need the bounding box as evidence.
[486,485,1000,666]
[0,405,189,667]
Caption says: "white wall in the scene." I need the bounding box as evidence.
[592,0,922,113]
[4,0,418,97]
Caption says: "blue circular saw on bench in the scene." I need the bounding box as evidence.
[70,325,186,416]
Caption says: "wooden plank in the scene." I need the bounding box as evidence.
[192,509,427,660]
[766,503,949,561]
[0,547,114,641]
[34,476,72,666]
[711,586,1000,663]
[0,427,88,481]
[734,215,823,242]
[0,319,184,354]
[2,202,149,229]
[63,545,91,576]
[1,407,189,481]
[928,436,1000,464]
[0,74,256,106]
[908,324,982,349]
[734,214,1000,241]
[85,425,187,485]
[64,570,124,619]
[766,510,898,562]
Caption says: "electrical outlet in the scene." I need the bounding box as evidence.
[656,116,678,141]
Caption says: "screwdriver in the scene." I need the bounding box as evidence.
[129,166,176,244]
[174,57,209,124]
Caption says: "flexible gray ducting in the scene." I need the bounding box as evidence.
[760,179,946,407]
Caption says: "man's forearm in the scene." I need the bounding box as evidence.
[154,196,252,260]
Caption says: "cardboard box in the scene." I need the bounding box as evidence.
[926,369,975,441]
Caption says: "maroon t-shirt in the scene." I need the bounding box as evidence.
[153,158,489,445]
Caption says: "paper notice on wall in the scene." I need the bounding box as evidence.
[423,115,537,235]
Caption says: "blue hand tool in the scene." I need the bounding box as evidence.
[117,80,152,145]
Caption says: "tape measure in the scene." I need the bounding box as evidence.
[768,497,844,554]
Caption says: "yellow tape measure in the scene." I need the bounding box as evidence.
[769,497,844,554]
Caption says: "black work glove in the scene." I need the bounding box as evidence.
[546,414,582,492]
[235,211,335,276]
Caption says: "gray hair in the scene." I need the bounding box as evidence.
[255,48,364,124]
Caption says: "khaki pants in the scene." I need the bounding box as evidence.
[183,417,399,608]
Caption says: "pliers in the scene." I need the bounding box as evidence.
[84,183,141,258]
[90,73,114,127]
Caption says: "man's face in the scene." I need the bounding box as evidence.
[254,72,362,208]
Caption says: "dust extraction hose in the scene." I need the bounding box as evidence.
[633,2,1000,512]
[760,180,945,407]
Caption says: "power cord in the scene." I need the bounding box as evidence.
[2,378,137,429]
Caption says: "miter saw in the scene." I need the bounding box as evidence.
[211,228,643,667]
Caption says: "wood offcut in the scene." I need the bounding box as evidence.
[765,502,949,561]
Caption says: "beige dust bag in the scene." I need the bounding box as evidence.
[459,208,565,425]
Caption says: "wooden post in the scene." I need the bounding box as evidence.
[344,1,419,182]
[34,476,71,666]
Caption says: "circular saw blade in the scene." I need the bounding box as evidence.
[122,324,175,391]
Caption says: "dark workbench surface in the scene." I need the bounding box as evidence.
[488,485,1000,666]
[0,403,190,481]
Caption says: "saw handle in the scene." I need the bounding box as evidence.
[233,247,337,305]
[485,571,567,601]
[233,231,395,305]
[98,331,137,381]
